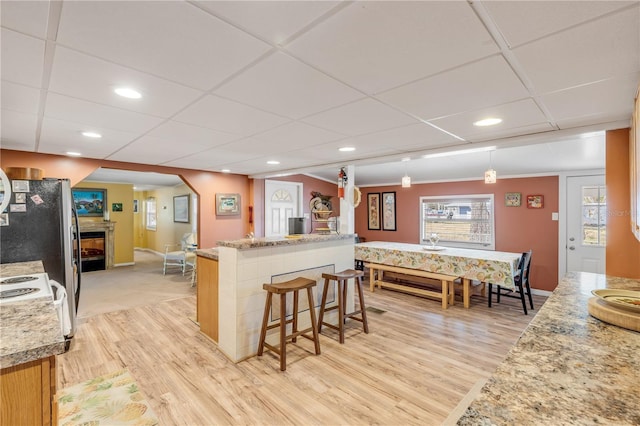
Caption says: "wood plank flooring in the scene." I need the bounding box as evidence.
[58,285,546,425]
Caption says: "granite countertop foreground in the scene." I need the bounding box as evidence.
[457,272,640,425]
[217,233,355,249]
[195,248,219,260]
[0,261,65,369]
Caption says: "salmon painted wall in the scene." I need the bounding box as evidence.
[0,149,249,248]
[254,175,340,236]
[606,129,640,278]
[355,176,560,291]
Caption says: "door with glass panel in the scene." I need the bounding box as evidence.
[567,175,606,273]
[264,180,302,237]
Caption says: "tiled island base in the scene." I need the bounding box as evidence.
[216,235,355,362]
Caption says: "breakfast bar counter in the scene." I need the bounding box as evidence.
[457,272,640,425]
[213,234,355,362]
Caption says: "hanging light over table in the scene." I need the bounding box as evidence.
[484,150,497,184]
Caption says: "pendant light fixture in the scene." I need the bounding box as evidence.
[484,150,497,184]
[401,157,411,187]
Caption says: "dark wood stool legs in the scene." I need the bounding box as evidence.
[318,269,369,343]
[257,277,321,371]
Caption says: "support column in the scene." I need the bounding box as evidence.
[339,164,355,235]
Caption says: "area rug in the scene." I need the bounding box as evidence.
[58,369,159,426]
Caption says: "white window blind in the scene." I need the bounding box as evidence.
[420,194,495,250]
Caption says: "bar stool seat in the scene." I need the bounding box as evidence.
[318,269,369,344]
[257,277,321,371]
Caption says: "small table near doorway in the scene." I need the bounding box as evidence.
[355,241,521,308]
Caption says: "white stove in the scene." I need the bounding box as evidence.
[0,273,53,304]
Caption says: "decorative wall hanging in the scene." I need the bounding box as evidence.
[382,191,397,231]
[505,192,521,207]
[216,193,241,216]
[367,193,381,230]
[173,194,190,223]
[526,194,544,209]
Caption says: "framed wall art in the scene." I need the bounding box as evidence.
[526,194,544,209]
[505,192,521,207]
[216,193,241,216]
[173,194,190,223]
[382,191,397,231]
[367,192,381,230]
[72,188,106,217]
[133,199,139,213]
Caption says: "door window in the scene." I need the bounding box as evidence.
[581,185,606,246]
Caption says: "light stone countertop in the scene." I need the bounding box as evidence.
[0,261,65,369]
[457,272,640,425]
[195,248,219,260]
[217,233,355,249]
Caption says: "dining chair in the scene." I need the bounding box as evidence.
[487,250,534,315]
[163,233,197,276]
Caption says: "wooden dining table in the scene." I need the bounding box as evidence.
[355,241,522,308]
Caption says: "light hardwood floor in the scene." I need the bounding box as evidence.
[58,270,546,426]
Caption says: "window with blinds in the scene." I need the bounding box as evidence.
[420,194,495,250]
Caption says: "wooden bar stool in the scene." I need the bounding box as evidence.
[318,269,369,344]
[257,277,321,371]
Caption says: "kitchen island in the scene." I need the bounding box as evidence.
[197,233,355,362]
[1,261,65,426]
[456,272,640,425]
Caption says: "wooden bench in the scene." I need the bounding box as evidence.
[365,263,467,309]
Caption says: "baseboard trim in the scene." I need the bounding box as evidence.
[114,262,135,267]
[531,288,552,297]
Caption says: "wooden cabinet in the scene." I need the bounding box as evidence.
[196,256,219,342]
[1,356,57,426]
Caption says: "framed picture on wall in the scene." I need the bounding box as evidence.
[526,194,544,209]
[174,194,190,223]
[382,191,396,231]
[367,193,381,230]
[216,193,241,216]
[133,199,139,213]
[505,192,521,207]
[72,188,106,217]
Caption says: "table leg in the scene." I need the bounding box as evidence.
[463,278,470,308]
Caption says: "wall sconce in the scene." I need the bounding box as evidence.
[484,150,497,184]
[402,174,411,188]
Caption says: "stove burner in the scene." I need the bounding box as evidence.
[1,276,38,285]
[0,287,40,299]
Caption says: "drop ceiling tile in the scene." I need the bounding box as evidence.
[0,109,37,150]
[214,51,364,119]
[173,95,290,136]
[301,98,418,136]
[286,1,498,94]
[514,5,640,94]
[484,1,634,47]
[337,123,459,153]
[146,121,239,148]
[1,81,40,115]
[38,117,138,158]
[0,0,50,38]
[57,1,271,90]
[429,99,550,141]
[49,47,204,118]
[107,135,210,165]
[195,1,341,45]
[542,73,639,128]
[1,28,45,88]
[252,121,345,148]
[378,55,529,121]
[162,147,262,170]
[44,93,164,134]
[291,142,401,163]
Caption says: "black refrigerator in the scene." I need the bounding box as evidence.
[0,177,81,340]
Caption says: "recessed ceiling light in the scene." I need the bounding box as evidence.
[266,160,280,165]
[401,157,411,162]
[473,118,502,127]
[66,151,82,157]
[221,169,231,173]
[114,87,142,99]
[81,131,102,138]
[339,146,356,152]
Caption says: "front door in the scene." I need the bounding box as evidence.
[566,175,606,273]
[264,180,302,237]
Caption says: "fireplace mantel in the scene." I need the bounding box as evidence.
[79,221,116,269]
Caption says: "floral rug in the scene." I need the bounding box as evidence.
[58,369,159,426]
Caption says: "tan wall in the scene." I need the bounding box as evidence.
[606,129,640,279]
[74,181,134,265]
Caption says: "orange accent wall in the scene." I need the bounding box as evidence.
[0,149,249,248]
[355,176,560,291]
[606,129,640,278]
